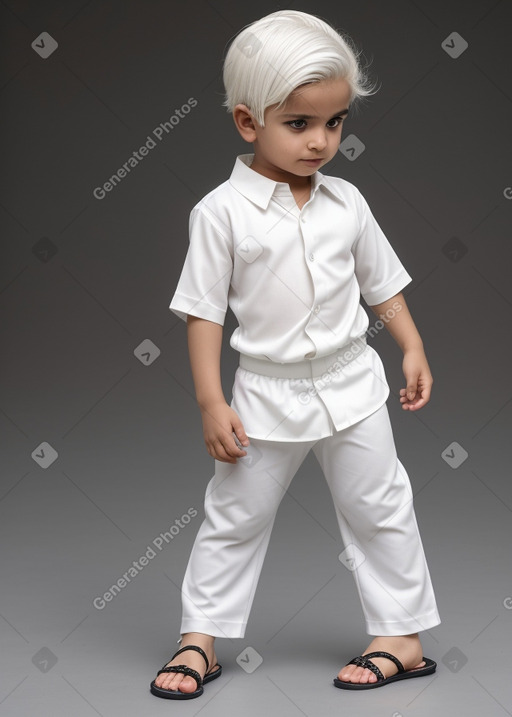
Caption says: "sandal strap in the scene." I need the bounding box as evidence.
[156,664,202,687]
[347,655,385,682]
[169,644,210,673]
[363,651,405,674]
[155,644,210,688]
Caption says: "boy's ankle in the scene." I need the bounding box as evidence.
[181,631,215,644]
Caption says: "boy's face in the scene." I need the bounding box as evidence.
[234,77,351,186]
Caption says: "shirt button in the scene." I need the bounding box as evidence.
[314,305,320,314]
[304,351,316,359]
[309,253,315,261]
[301,216,306,223]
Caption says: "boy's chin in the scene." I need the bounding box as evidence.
[295,164,323,175]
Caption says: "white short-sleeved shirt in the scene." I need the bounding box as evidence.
[170,153,412,441]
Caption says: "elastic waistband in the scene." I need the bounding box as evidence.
[239,337,367,379]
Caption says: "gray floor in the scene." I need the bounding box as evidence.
[2,0,512,715]
[2,442,511,717]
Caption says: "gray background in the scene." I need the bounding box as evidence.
[1,0,512,715]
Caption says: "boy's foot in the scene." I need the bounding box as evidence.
[337,634,425,685]
[153,632,218,695]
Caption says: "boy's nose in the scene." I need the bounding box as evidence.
[307,131,328,150]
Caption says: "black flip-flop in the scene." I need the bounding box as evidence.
[150,644,222,700]
[333,650,436,690]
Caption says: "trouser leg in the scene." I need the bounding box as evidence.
[180,438,313,639]
[313,403,441,636]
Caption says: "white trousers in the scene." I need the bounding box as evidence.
[180,403,441,639]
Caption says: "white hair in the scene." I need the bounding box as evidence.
[222,10,378,127]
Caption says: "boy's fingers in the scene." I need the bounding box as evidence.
[232,418,250,446]
[227,435,247,456]
[209,440,237,463]
[420,384,432,403]
[212,432,248,461]
[406,379,418,401]
[400,385,431,410]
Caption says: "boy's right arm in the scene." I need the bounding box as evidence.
[187,315,250,463]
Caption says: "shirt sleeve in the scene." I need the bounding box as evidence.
[351,190,412,305]
[169,202,233,324]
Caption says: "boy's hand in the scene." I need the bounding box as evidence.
[200,402,250,463]
[400,347,433,411]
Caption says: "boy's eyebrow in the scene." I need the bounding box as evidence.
[280,108,350,119]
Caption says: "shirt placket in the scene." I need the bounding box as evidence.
[299,204,327,359]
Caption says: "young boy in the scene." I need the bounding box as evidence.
[151,9,441,700]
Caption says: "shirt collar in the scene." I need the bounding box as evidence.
[229,153,345,210]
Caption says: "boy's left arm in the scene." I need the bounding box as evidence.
[368,292,433,411]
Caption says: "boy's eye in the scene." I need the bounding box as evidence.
[285,117,345,130]
[287,119,307,129]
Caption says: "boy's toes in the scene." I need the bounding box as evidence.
[172,675,198,693]
[337,664,376,684]
[337,664,355,682]
[155,671,198,693]
[356,667,376,684]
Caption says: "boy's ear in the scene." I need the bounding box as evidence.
[232,104,260,142]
